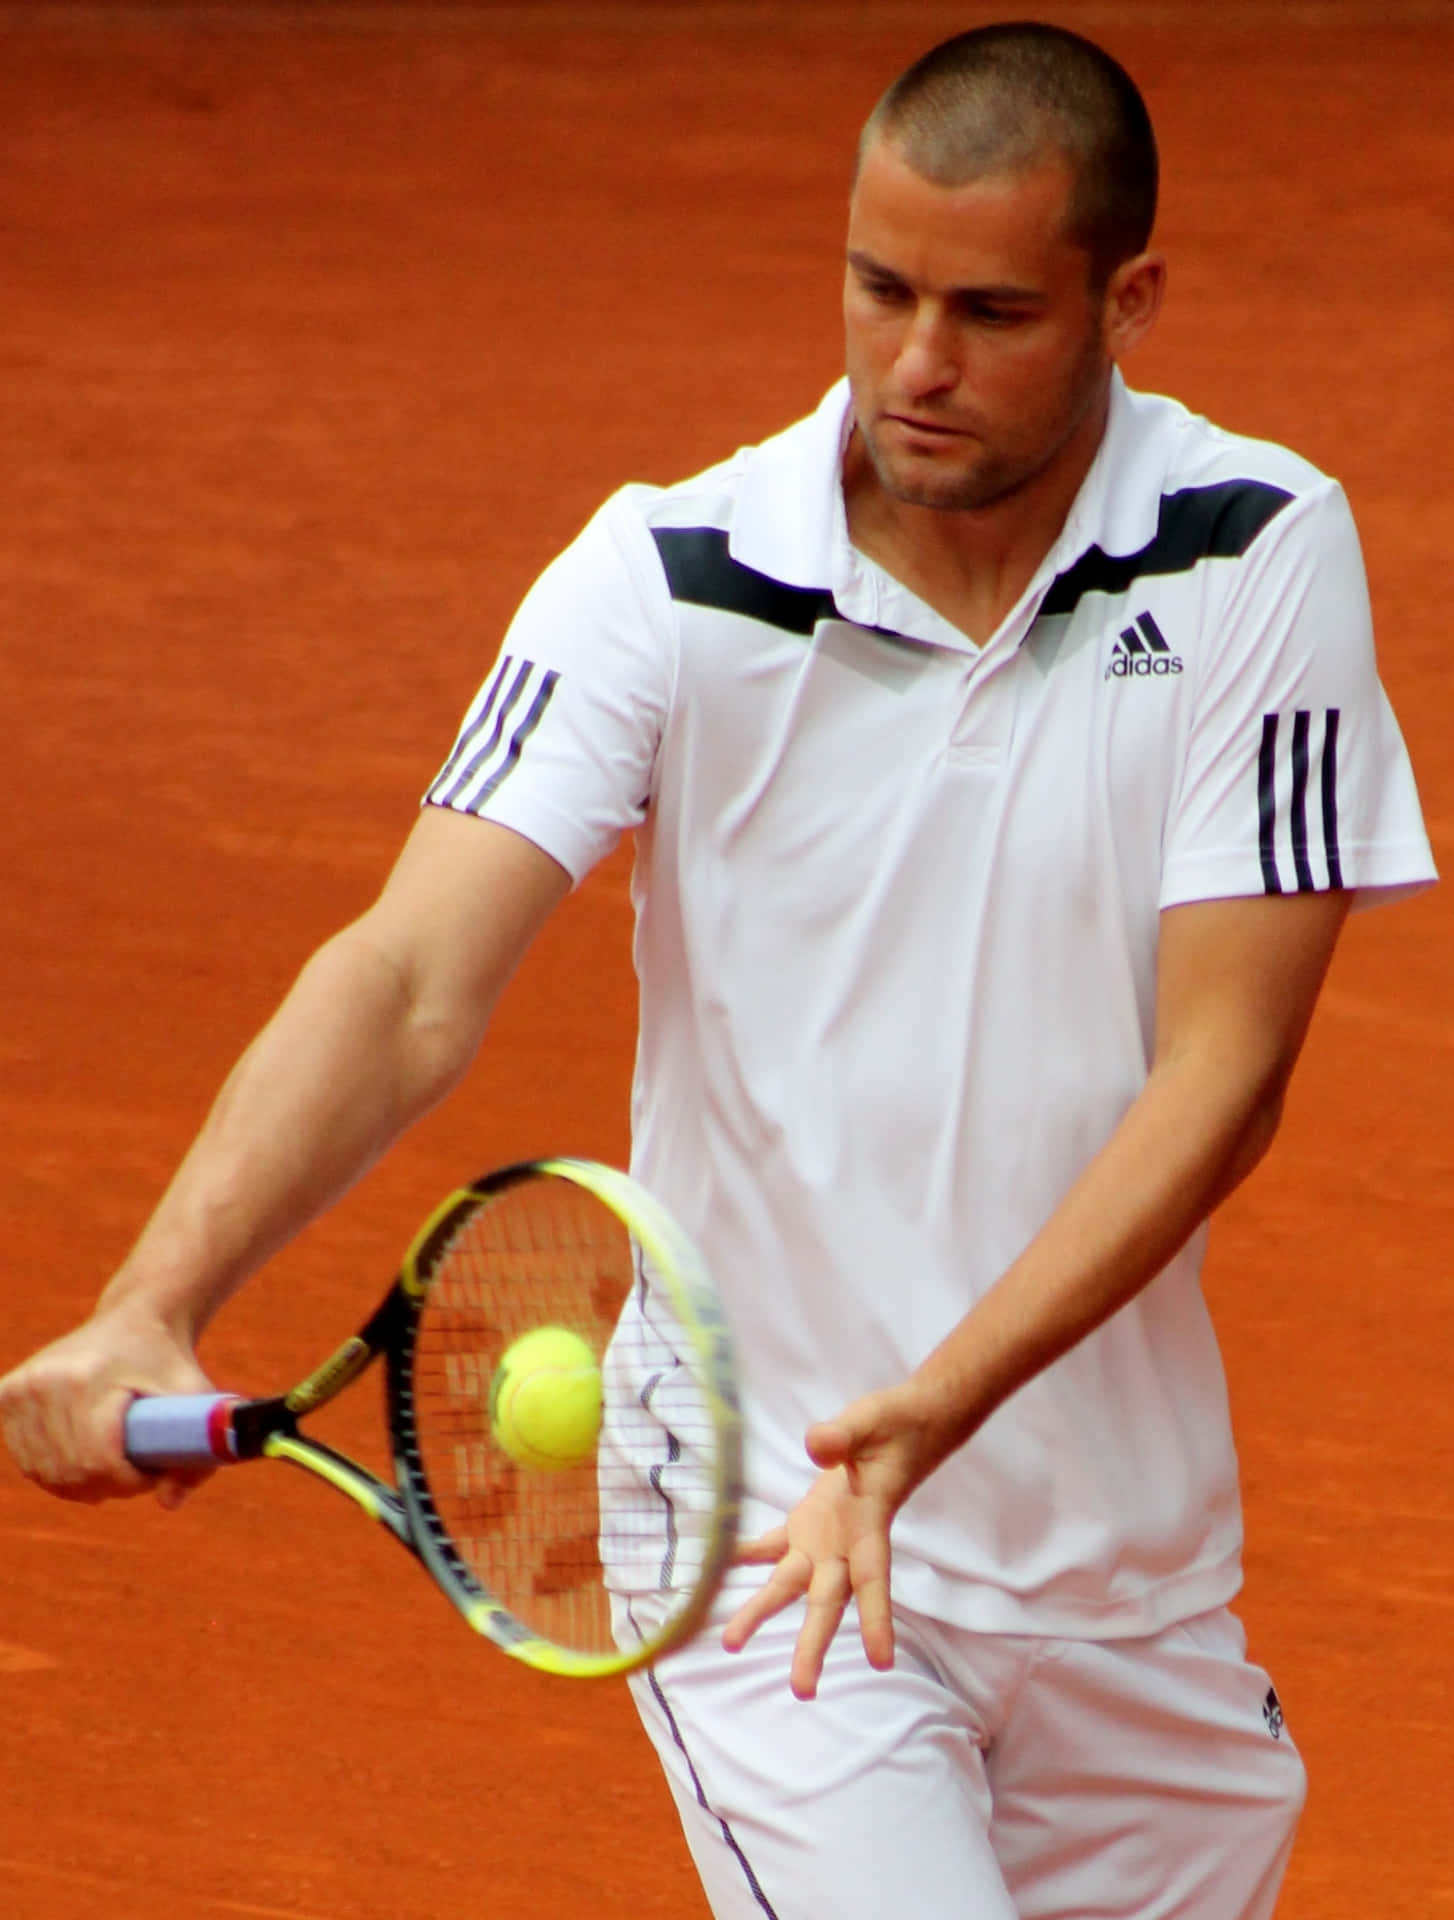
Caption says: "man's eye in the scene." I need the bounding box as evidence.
[971,306,1028,328]
[862,278,908,303]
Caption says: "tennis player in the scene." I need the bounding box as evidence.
[0,22,1436,1920]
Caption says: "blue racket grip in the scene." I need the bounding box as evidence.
[124,1394,240,1469]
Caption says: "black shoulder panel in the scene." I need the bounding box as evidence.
[650,527,838,636]
[1040,480,1295,617]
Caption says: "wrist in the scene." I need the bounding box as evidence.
[879,1366,984,1493]
[93,1261,211,1355]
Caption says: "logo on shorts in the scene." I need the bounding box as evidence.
[1262,1685,1285,1740]
[1105,610,1183,681]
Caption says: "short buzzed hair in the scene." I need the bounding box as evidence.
[861,22,1158,286]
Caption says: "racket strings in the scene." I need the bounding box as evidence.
[408,1174,719,1657]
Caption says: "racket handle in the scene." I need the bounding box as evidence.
[124,1394,240,1469]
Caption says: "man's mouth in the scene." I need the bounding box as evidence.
[885,413,966,438]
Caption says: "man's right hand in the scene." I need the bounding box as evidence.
[0,1301,216,1508]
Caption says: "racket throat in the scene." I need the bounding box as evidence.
[263,1431,416,1551]
[230,1394,300,1461]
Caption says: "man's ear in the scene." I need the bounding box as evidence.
[1103,251,1167,359]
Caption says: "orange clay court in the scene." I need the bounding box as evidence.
[0,4,1448,1916]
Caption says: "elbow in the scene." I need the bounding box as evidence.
[315,920,488,1118]
[1241,1085,1285,1169]
[405,1003,488,1109]
[1220,1079,1288,1198]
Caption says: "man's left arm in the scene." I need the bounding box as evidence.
[724,888,1350,1697]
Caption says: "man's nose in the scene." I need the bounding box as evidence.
[894,304,959,396]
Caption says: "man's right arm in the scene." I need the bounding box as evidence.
[0,807,572,1504]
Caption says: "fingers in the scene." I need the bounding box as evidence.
[847,1536,895,1674]
[786,1534,895,1698]
[732,1526,790,1566]
[153,1467,213,1511]
[723,1558,890,1700]
[788,1570,853,1702]
[721,1547,854,1701]
[803,1417,852,1470]
[0,1308,214,1506]
[721,1547,810,1650]
[0,1377,148,1502]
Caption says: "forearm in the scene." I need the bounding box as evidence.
[722,1055,1290,1691]
[0,814,569,1499]
[902,889,1350,1462]
[96,920,483,1343]
[910,1052,1281,1454]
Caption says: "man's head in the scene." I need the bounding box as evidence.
[845,23,1164,518]
[859,22,1158,293]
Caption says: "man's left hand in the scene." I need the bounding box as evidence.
[721,1384,945,1699]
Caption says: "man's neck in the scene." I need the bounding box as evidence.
[841,390,1110,647]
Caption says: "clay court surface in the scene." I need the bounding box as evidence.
[0,2,1449,1914]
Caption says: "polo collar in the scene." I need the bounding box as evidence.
[1052,369,1164,565]
[728,381,850,591]
[726,370,1164,652]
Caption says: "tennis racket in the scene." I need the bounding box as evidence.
[123,1157,741,1678]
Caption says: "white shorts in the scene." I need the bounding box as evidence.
[618,1577,1305,1920]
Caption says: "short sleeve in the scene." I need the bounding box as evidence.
[423,490,676,883]
[1161,480,1436,910]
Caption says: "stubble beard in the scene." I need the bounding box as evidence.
[857,329,1112,518]
[858,421,1027,514]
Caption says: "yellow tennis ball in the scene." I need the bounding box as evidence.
[489,1326,602,1472]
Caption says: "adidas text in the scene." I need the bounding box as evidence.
[1106,653,1184,680]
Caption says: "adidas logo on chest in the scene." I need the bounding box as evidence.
[1105,610,1184,681]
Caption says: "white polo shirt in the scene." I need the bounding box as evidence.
[426,375,1434,1637]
